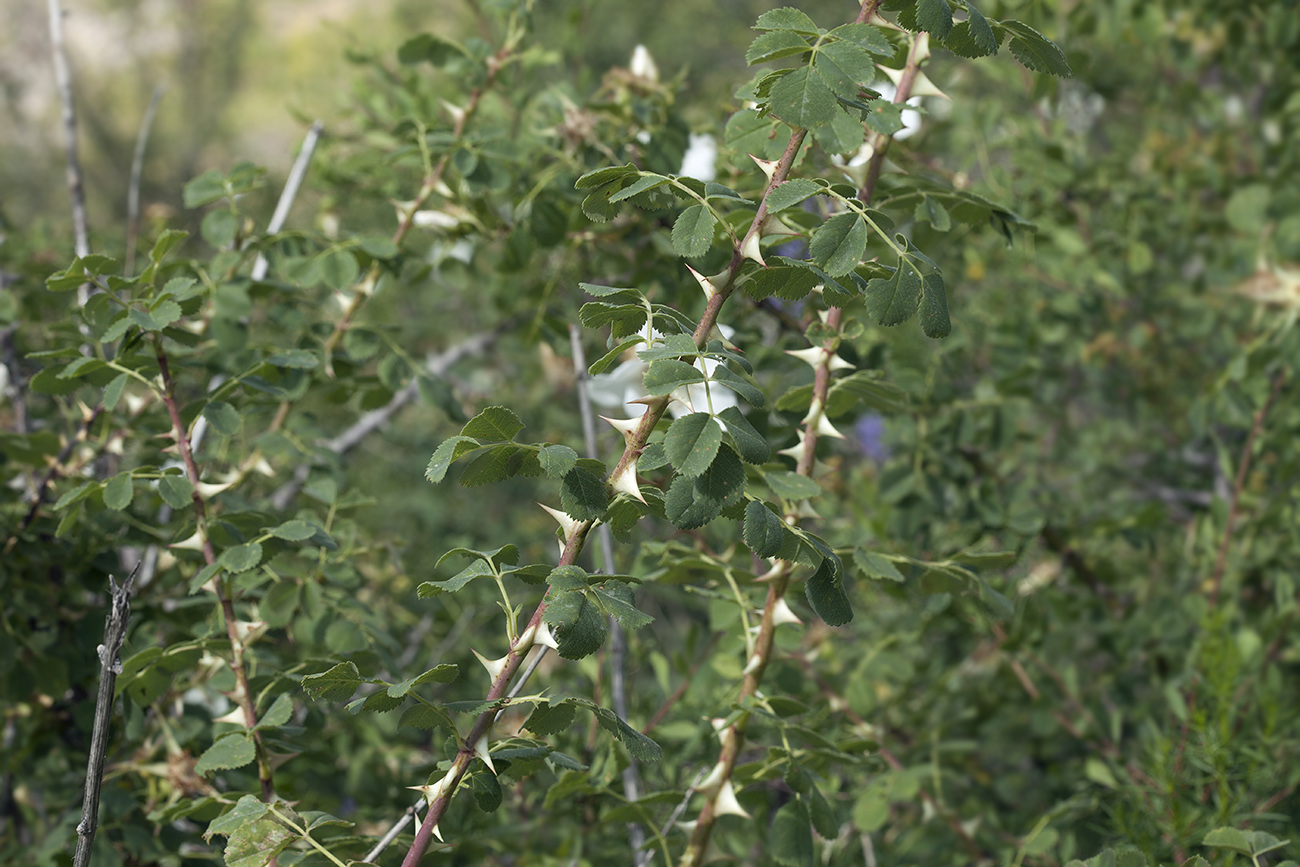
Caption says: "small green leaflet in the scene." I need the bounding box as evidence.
[752,7,820,36]
[397,32,468,67]
[591,581,654,630]
[664,446,746,529]
[203,400,242,437]
[538,443,578,479]
[744,500,788,559]
[525,700,577,736]
[772,798,814,867]
[103,472,134,511]
[195,733,256,775]
[768,67,839,138]
[747,30,812,65]
[574,163,638,189]
[1001,20,1072,77]
[853,549,905,582]
[719,406,770,463]
[672,205,716,259]
[219,543,262,574]
[561,466,608,522]
[809,213,868,277]
[255,693,294,730]
[643,358,705,395]
[914,0,953,40]
[609,174,670,204]
[426,436,477,483]
[864,263,922,327]
[461,405,524,442]
[301,661,362,702]
[767,471,821,502]
[814,40,876,98]
[543,591,607,659]
[943,2,999,58]
[665,413,723,478]
[919,273,951,338]
[765,178,822,214]
[806,554,853,626]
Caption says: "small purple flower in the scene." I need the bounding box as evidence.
[855,413,889,464]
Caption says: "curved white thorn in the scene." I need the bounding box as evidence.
[740,232,766,267]
[538,503,580,538]
[749,154,778,181]
[474,734,497,774]
[714,780,750,818]
[610,460,647,503]
[471,648,509,681]
[686,264,718,301]
[771,597,802,626]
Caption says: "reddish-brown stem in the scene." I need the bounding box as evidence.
[1207,368,1286,607]
[154,337,274,800]
[322,45,513,369]
[404,116,814,867]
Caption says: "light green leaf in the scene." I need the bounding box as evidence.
[767,471,821,501]
[267,520,316,542]
[753,7,820,35]
[609,174,670,203]
[425,436,479,483]
[575,163,637,190]
[201,210,238,249]
[671,204,716,259]
[159,474,194,509]
[195,734,256,775]
[203,400,242,437]
[765,178,822,214]
[769,67,838,135]
[538,444,578,479]
[772,798,814,867]
[809,213,867,277]
[827,22,892,55]
[103,472,134,511]
[853,549,904,582]
[256,694,294,730]
[461,405,524,442]
[219,542,263,573]
[643,358,705,395]
[265,349,319,369]
[747,30,812,65]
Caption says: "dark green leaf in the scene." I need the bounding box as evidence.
[827,22,892,55]
[719,406,770,463]
[864,264,922,326]
[944,3,998,58]
[266,349,319,369]
[255,694,294,730]
[561,466,609,522]
[745,500,788,558]
[815,40,875,98]
[544,591,606,659]
[267,520,317,542]
[919,272,951,338]
[609,174,670,203]
[458,446,515,487]
[665,413,723,478]
[1002,20,1072,77]
[575,164,638,190]
[664,446,746,529]
[591,581,654,630]
[766,178,822,214]
[810,213,868,277]
[915,0,954,40]
[397,33,467,66]
[769,67,838,135]
[472,770,502,812]
[525,700,577,736]
[806,554,853,626]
